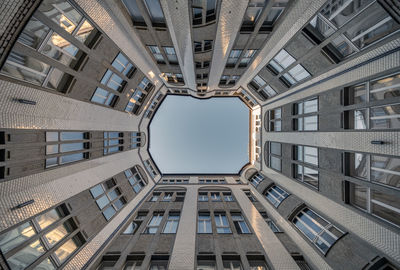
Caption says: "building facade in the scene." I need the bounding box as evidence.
[0,0,399,269]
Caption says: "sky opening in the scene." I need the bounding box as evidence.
[149,95,249,174]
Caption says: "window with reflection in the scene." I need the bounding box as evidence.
[162,212,180,233]
[268,141,282,171]
[268,107,282,131]
[124,166,147,193]
[293,98,318,131]
[293,145,319,189]
[265,185,289,207]
[293,207,344,254]
[144,212,164,234]
[0,204,84,269]
[344,72,400,130]
[144,0,166,27]
[215,213,231,233]
[198,212,212,233]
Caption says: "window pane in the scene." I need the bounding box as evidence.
[18,18,50,49]
[303,99,318,113]
[370,155,400,188]
[33,257,56,270]
[60,142,84,153]
[371,190,400,227]
[60,132,84,141]
[304,146,318,165]
[0,222,36,253]
[7,240,45,269]
[270,142,281,156]
[288,64,310,82]
[350,183,367,210]
[54,237,80,263]
[59,152,84,164]
[306,15,335,39]
[123,222,137,234]
[36,209,63,230]
[303,167,319,188]
[44,223,70,247]
[274,49,295,69]
[103,206,117,220]
[96,195,110,209]
[370,104,400,130]
[39,0,82,33]
[370,73,400,101]
[90,185,104,198]
[304,115,318,130]
[354,109,367,129]
[144,0,165,24]
[270,156,281,171]
[42,32,79,67]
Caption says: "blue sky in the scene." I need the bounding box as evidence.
[149,95,249,174]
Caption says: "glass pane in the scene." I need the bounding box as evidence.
[270,142,281,156]
[103,206,117,220]
[371,190,400,227]
[44,223,70,247]
[288,64,310,82]
[59,152,84,164]
[114,198,125,210]
[350,183,367,210]
[352,153,368,179]
[36,209,63,230]
[123,0,145,23]
[294,217,315,240]
[39,0,83,33]
[303,99,318,113]
[60,142,84,152]
[2,52,50,85]
[144,0,165,24]
[304,115,318,130]
[123,222,137,234]
[107,189,119,201]
[351,84,367,104]
[46,157,58,168]
[197,261,215,270]
[42,32,79,67]
[304,146,318,165]
[46,132,58,142]
[371,155,400,189]
[74,20,95,43]
[18,18,50,49]
[33,258,56,270]
[60,132,84,141]
[344,3,396,49]
[303,167,319,188]
[46,144,58,155]
[96,195,110,209]
[307,15,335,39]
[54,238,80,263]
[274,49,295,69]
[0,222,36,253]
[370,73,400,101]
[7,240,45,269]
[91,88,109,104]
[370,104,400,129]
[270,156,281,171]
[354,109,367,129]
[90,185,104,198]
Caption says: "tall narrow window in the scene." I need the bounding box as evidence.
[293,98,318,131]
[144,0,166,26]
[293,145,319,188]
[293,208,344,254]
[214,213,231,233]
[144,213,164,234]
[103,132,123,155]
[268,142,282,171]
[163,47,178,65]
[231,213,250,234]
[162,212,180,234]
[268,107,282,131]
[198,213,212,233]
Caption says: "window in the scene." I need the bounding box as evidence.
[250,75,266,90]
[249,172,264,187]
[90,180,126,220]
[293,98,318,131]
[231,213,250,234]
[45,131,89,168]
[100,69,126,92]
[261,1,288,29]
[248,259,268,270]
[259,85,277,100]
[112,53,135,78]
[0,0,100,91]
[223,259,242,270]
[0,205,84,269]
[244,190,257,202]
[210,192,221,201]
[148,45,165,64]
[282,64,311,86]
[124,166,146,193]
[103,132,123,155]
[91,87,118,107]
[223,192,234,202]
[131,132,142,149]
[226,49,242,67]
[293,208,344,254]
[259,211,281,232]
[344,72,400,130]
[293,145,319,189]
[268,49,295,74]
[198,213,212,233]
[265,185,289,207]
[194,40,213,52]
[163,47,178,64]
[346,152,400,190]
[197,259,216,270]
[144,0,166,26]
[175,192,185,202]
[214,213,231,233]
[241,0,265,31]
[162,192,173,202]
[198,192,209,202]
[162,212,180,233]
[144,213,163,234]
[122,222,138,234]
[239,49,257,67]
[268,107,282,131]
[347,181,400,227]
[149,257,169,270]
[144,159,158,179]
[150,192,161,202]
[268,142,282,171]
